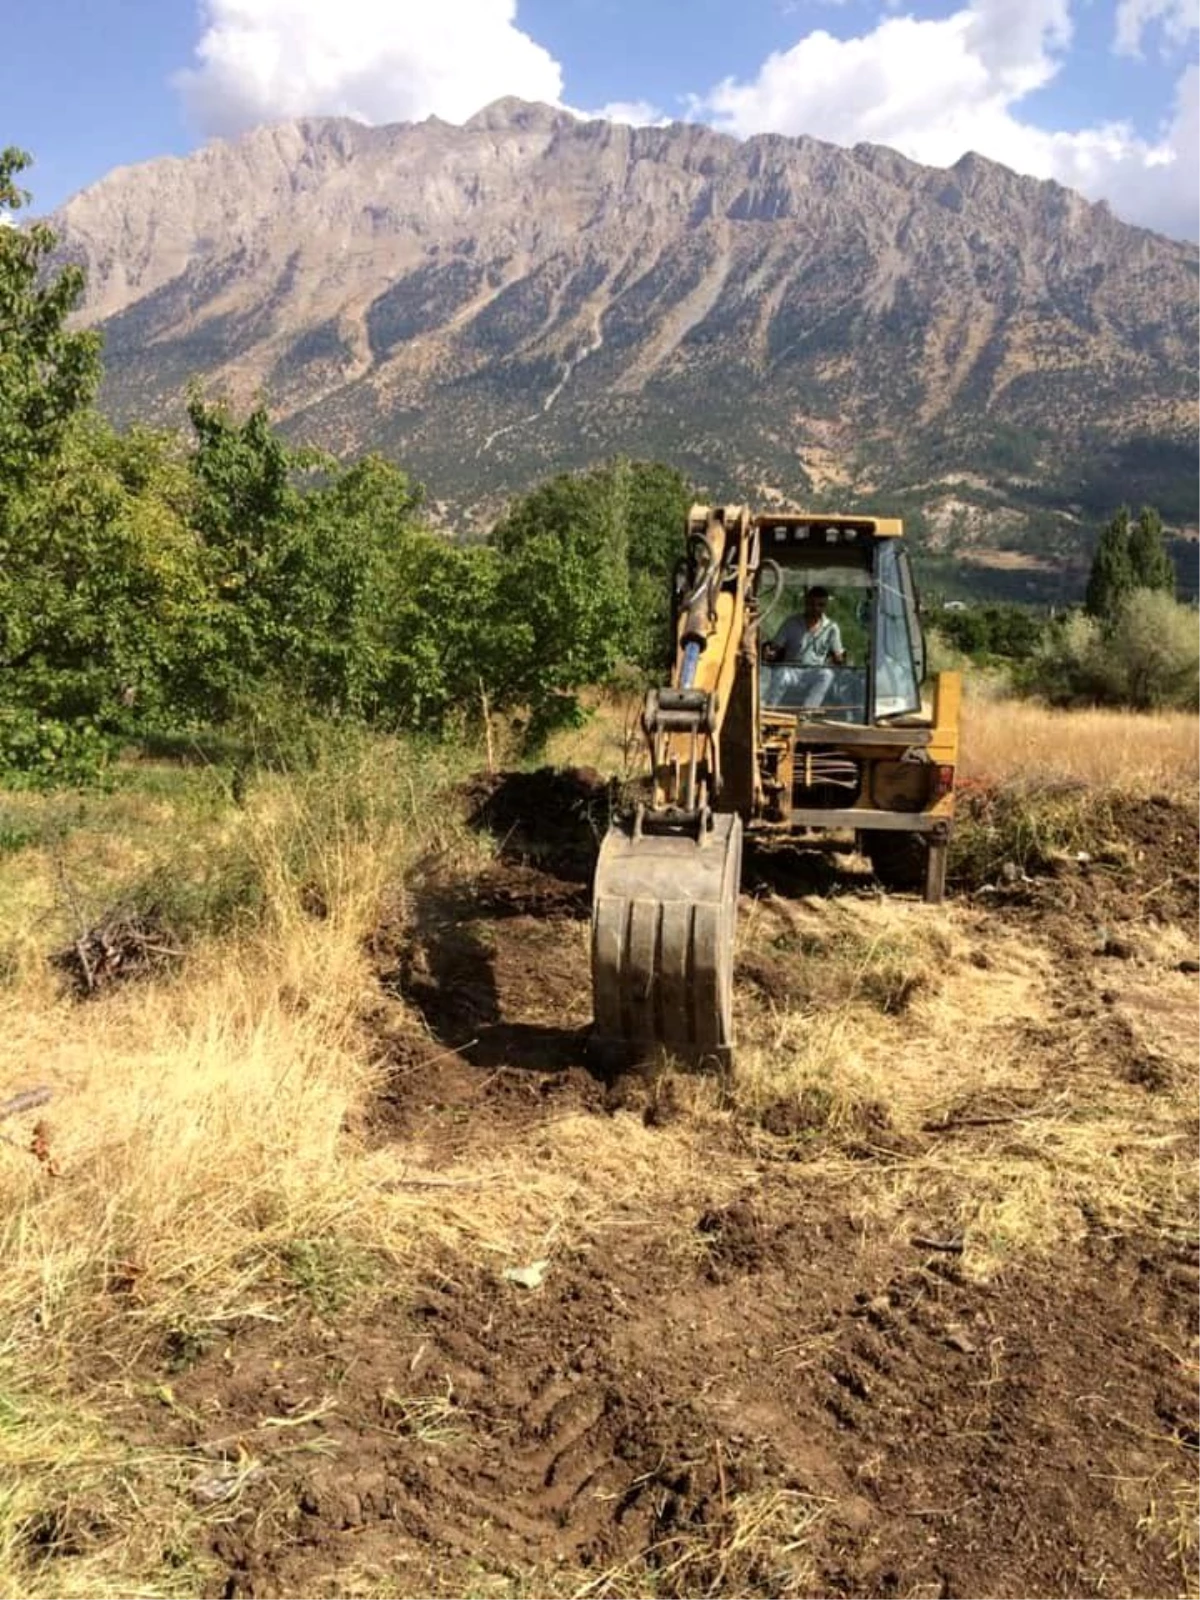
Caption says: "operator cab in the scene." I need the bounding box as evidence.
[754,516,925,725]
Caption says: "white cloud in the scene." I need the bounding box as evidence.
[692,2,1064,162]
[176,0,562,136]
[689,0,1198,239]
[1114,0,1198,55]
[588,99,668,127]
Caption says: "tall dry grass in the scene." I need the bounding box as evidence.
[0,735,497,1596]
[549,679,1200,798]
[960,698,1198,795]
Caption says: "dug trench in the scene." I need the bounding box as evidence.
[141,774,1200,1598]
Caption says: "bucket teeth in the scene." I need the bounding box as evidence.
[590,813,742,1070]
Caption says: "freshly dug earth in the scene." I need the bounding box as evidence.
[174,1211,1195,1600]
[133,781,1200,1598]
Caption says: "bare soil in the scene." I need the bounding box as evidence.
[131,779,1200,1598]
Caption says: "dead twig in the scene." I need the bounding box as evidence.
[921,1095,1068,1133]
[0,1087,52,1121]
[52,907,184,997]
[376,1175,490,1191]
[911,1234,964,1253]
[922,1113,1026,1131]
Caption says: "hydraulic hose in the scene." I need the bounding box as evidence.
[680,639,702,689]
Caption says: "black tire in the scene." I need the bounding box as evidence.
[863,830,929,894]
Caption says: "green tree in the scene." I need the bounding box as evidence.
[1085,507,1136,620]
[0,417,204,780]
[0,151,172,781]
[180,401,439,727]
[381,541,499,733]
[1126,505,1174,598]
[1028,590,1198,711]
[933,605,1043,660]
[490,458,691,667]
[485,534,630,741]
[0,148,102,509]
[1106,590,1198,710]
[297,453,425,717]
[180,396,328,718]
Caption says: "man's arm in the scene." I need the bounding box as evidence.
[764,615,797,663]
[827,622,846,665]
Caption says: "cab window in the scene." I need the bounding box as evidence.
[873,542,921,717]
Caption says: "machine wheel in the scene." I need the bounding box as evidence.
[863,830,947,904]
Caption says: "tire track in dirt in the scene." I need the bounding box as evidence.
[184,1196,1196,1599]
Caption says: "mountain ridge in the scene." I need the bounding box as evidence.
[52,99,1199,578]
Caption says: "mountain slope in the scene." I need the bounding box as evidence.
[55,100,1198,567]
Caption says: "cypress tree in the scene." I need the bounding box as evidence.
[1127,505,1174,597]
[1085,507,1136,619]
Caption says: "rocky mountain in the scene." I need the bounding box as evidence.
[54,99,1198,586]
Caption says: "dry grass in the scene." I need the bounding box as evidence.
[719,886,1195,1276]
[0,738,752,1597]
[960,698,1199,796]
[575,1486,832,1599]
[0,738,483,1596]
[542,682,650,779]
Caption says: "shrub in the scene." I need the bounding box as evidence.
[1107,590,1199,711]
[1026,590,1198,711]
[936,604,1043,660]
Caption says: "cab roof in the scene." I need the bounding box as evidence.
[751,512,904,539]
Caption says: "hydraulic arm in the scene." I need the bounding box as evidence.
[590,507,754,1071]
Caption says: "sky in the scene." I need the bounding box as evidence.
[4,0,1197,241]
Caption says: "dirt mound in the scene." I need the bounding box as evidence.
[361,1027,605,1157]
[960,789,1198,932]
[1103,792,1200,926]
[461,765,615,882]
[697,1197,779,1277]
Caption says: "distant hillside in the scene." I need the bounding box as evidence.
[54,99,1199,594]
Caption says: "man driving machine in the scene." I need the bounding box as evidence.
[763,585,846,708]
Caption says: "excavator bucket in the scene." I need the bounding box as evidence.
[591,812,743,1071]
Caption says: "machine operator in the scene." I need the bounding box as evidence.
[762,585,845,708]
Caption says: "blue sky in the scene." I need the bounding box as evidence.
[6,0,1197,239]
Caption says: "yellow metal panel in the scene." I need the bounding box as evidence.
[929,670,962,766]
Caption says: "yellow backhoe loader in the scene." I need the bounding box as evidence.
[591,504,961,1070]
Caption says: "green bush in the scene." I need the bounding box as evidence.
[936,604,1043,659]
[0,706,116,789]
[1026,590,1198,710]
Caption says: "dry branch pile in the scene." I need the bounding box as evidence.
[51,907,183,997]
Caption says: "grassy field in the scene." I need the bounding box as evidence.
[958,700,1199,792]
[0,698,1196,1598]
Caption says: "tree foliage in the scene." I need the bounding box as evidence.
[935,604,1043,660]
[490,458,691,667]
[176,397,429,722]
[0,147,102,506]
[1028,589,1198,711]
[1085,505,1173,620]
[0,151,150,778]
[1125,505,1175,598]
